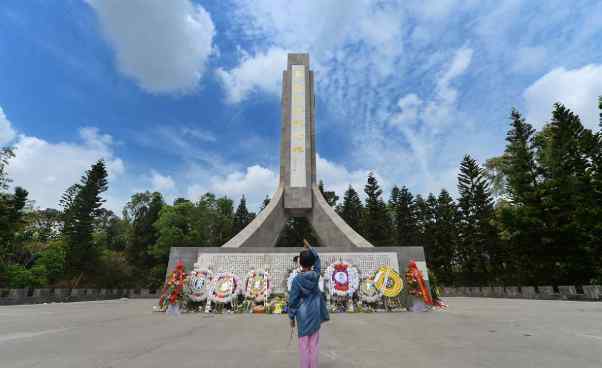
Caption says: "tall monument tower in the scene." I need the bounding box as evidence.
[166,53,429,296]
[222,53,373,248]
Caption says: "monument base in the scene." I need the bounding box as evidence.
[166,246,430,296]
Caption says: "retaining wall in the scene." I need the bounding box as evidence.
[441,285,601,301]
[0,288,159,305]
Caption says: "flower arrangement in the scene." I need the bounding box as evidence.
[184,265,213,303]
[359,273,382,303]
[325,261,360,297]
[208,271,242,304]
[405,260,433,305]
[374,266,403,298]
[158,260,187,311]
[244,269,272,303]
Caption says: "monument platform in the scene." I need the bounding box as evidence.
[167,246,428,294]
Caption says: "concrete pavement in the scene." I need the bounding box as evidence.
[0,297,600,367]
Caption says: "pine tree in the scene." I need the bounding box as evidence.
[124,191,164,270]
[496,109,544,284]
[276,217,319,247]
[0,186,29,263]
[535,104,595,284]
[213,196,235,245]
[260,195,270,211]
[456,155,498,285]
[504,109,539,205]
[389,186,418,247]
[233,195,253,234]
[338,185,363,234]
[318,180,339,207]
[62,160,108,277]
[431,189,459,285]
[362,173,391,246]
[422,193,438,260]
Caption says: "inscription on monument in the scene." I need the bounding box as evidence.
[196,252,399,294]
[290,64,306,187]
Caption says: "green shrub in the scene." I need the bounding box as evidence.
[7,265,36,288]
[36,241,66,284]
[96,249,133,288]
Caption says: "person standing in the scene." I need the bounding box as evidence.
[288,240,329,368]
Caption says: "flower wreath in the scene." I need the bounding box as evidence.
[184,265,213,302]
[374,266,403,298]
[325,261,360,297]
[158,260,187,310]
[208,271,242,304]
[287,268,324,293]
[244,269,272,302]
[359,273,382,303]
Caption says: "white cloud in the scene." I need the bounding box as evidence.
[181,127,216,142]
[0,106,17,145]
[87,0,215,94]
[183,156,379,209]
[390,94,423,127]
[523,64,602,129]
[216,48,289,104]
[187,165,278,210]
[8,128,125,210]
[150,170,175,192]
[316,154,376,199]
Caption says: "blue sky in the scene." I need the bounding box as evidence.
[1,0,601,212]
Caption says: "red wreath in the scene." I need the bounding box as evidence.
[158,260,187,310]
[332,264,350,292]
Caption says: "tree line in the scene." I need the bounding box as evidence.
[0,100,601,289]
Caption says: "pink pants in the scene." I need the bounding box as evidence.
[298,330,320,368]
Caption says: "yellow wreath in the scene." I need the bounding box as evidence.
[374,266,403,298]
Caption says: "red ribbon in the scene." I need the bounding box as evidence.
[408,260,433,305]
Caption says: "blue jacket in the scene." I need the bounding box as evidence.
[288,247,330,337]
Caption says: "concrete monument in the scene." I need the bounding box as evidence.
[166,54,429,295]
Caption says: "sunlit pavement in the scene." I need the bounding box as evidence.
[0,297,600,368]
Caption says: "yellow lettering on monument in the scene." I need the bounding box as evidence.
[292,147,304,153]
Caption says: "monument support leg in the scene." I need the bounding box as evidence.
[222,186,289,248]
[309,185,373,248]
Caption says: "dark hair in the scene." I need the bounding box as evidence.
[293,255,299,263]
[299,250,315,269]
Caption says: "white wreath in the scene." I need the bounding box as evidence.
[185,266,213,302]
[208,271,241,304]
[359,274,382,303]
[244,269,272,302]
[287,268,324,293]
[325,261,360,297]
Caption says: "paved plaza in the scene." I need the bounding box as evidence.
[0,298,600,367]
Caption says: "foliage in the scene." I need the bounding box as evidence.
[456,154,499,285]
[318,180,339,207]
[62,160,108,276]
[233,195,255,234]
[362,173,392,246]
[124,192,164,268]
[389,186,418,246]
[6,264,47,288]
[95,249,134,288]
[337,185,363,234]
[35,241,66,284]
[0,186,29,263]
